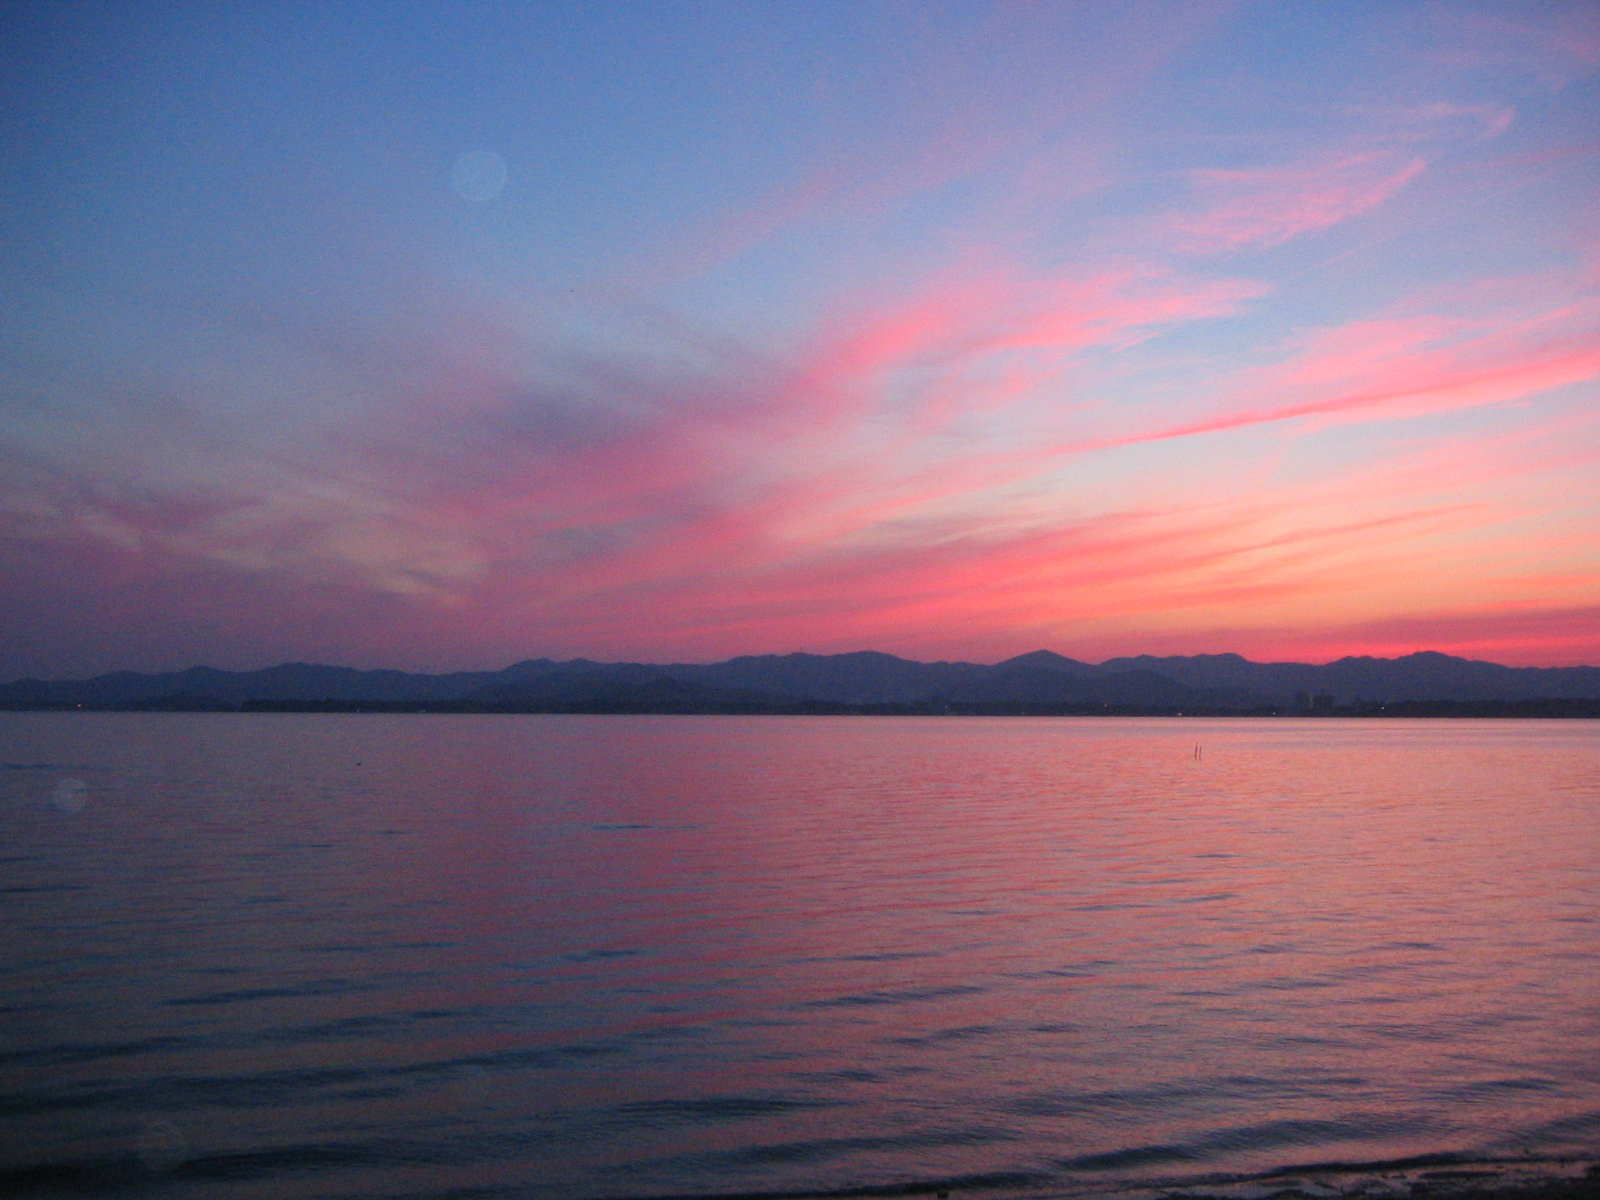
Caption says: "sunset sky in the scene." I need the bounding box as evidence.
[2,1,1597,678]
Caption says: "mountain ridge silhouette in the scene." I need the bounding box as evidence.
[3,649,1597,711]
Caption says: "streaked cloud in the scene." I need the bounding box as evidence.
[0,1,1594,675]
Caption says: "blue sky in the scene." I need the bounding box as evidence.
[2,1,1596,676]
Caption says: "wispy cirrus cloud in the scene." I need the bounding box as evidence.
[1160,99,1517,256]
[610,2,1233,290]
[1167,151,1431,254]
[1427,3,1600,92]
[1041,283,1600,458]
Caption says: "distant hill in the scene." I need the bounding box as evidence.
[1091,650,1600,702]
[2,650,1597,714]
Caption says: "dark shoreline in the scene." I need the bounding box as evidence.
[4,698,1598,718]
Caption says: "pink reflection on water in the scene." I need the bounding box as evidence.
[2,713,1596,1196]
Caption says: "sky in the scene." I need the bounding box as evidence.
[1,0,1597,678]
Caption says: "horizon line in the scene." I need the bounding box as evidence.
[9,646,1600,686]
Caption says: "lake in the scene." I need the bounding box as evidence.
[2,713,1597,1198]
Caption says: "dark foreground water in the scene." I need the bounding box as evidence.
[1,713,1597,1199]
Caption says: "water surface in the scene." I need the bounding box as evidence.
[2,714,1597,1198]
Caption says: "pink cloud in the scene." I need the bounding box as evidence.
[1154,95,1528,260]
[1169,151,1430,254]
[602,4,1236,290]
[6,125,1595,678]
[7,389,1591,673]
[1043,295,1600,457]
[9,251,1593,675]
[1428,4,1600,92]
[411,469,1510,667]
